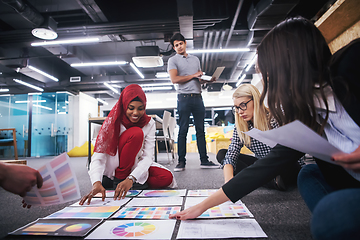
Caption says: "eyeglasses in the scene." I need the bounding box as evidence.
[232,98,253,114]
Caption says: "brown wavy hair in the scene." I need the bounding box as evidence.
[257,17,332,134]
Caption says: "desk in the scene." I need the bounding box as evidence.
[88,115,162,167]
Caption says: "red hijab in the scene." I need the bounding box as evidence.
[94,84,151,156]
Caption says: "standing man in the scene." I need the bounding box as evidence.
[168,33,219,171]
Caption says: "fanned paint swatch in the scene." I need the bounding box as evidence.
[10,218,102,237]
[23,153,80,206]
[112,206,181,219]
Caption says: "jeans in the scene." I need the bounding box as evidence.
[177,94,208,164]
[298,164,360,240]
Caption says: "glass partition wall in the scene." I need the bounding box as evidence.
[0,92,72,158]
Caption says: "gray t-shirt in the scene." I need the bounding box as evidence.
[167,53,202,94]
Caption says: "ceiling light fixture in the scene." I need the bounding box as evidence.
[155,72,170,78]
[28,92,42,95]
[33,104,52,111]
[28,65,58,81]
[187,48,250,54]
[104,82,119,94]
[31,28,58,40]
[31,37,100,46]
[236,74,246,87]
[140,83,173,87]
[245,54,258,72]
[71,61,127,67]
[15,100,46,103]
[142,86,173,91]
[96,98,109,105]
[0,89,9,92]
[13,79,44,92]
[130,62,145,79]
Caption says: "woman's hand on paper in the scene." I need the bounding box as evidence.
[332,145,360,172]
[79,181,105,205]
[114,178,133,200]
[169,204,205,220]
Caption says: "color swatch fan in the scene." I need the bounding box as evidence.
[23,153,81,206]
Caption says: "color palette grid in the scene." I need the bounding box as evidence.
[23,153,80,206]
[46,206,120,219]
[10,218,102,237]
[139,189,187,197]
[112,206,181,219]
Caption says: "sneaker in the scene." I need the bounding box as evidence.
[174,162,185,172]
[200,161,219,169]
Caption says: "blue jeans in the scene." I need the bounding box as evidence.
[177,94,208,164]
[298,164,360,240]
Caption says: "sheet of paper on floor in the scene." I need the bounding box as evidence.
[187,189,218,197]
[138,189,187,197]
[85,219,176,239]
[45,206,119,219]
[126,197,183,206]
[93,190,141,198]
[70,198,130,207]
[176,219,267,239]
[111,206,181,219]
[185,197,253,218]
[10,218,102,237]
[23,153,81,206]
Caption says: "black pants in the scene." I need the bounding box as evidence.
[216,149,301,191]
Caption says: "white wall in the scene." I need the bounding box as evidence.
[69,92,98,149]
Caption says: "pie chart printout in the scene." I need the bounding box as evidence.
[112,222,156,237]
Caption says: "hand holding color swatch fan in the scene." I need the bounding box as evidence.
[23,153,81,206]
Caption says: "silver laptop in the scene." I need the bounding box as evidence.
[200,66,225,81]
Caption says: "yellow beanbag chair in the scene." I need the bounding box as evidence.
[67,141,94,157]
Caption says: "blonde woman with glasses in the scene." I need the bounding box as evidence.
[216,84,301,190]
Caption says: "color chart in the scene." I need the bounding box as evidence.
[10,218,102,237]
[187,189,218,197]
[126,197,183,206]
[112,206,181,219]
[85,220,176,239]
[45,206,120,219]
[23,153,81,206]
[70,198,130,207]
[185,197,253,218]
[94,190,141,198]
[139,189,187,197]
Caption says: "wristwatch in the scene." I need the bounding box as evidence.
[127,175,136,183]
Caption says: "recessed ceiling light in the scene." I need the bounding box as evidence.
[31,28,58,40]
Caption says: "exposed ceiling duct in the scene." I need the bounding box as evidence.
[2,0,43,27]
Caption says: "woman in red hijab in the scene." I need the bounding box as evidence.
[80,84,176,205]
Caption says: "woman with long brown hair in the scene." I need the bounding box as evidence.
[170,17,360,239]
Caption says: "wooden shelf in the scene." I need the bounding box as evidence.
[315,0,360,43]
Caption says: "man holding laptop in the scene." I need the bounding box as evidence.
[168,33,221,171]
